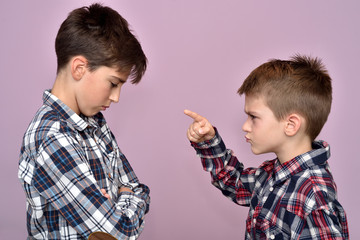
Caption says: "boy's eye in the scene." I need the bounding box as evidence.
[249,114,257,120]
[111,82,118,88]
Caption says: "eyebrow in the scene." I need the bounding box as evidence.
[244,109,258,116]
[111,76,127,84]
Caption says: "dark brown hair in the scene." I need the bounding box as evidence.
[238,54,332,141]
[55,3,147,84]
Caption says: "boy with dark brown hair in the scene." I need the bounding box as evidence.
[185,55,349,239]
[18,3,150,239]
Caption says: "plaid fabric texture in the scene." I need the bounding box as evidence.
[191,130,349,239]
[18,90,150,240]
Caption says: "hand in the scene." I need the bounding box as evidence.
[101,187,134,200]
[184,109,215,143]
[100,189,111,200]
[119,186,134,194]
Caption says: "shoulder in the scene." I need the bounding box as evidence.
[29,105,62,132]
[22,105,73,151]
[284,164,337,215]
[20,105,68,182]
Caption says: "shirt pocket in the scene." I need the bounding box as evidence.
[254,206,305,240]
[261,219,289,240]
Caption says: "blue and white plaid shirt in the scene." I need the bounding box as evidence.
[191,129,349,239]
[18,90,150,239]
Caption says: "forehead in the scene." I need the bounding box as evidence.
[244,94,270,113]
[245,94,264,107]
[94,66,130,80]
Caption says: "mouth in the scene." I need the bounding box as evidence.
[245,136,251,143]
[102,106,110,111]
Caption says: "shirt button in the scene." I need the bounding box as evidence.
[270,234,275,239]
[269,187,274,191]
[253,219,256,224]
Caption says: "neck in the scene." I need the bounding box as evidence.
[51,71,79,115]
[276,137,312,164]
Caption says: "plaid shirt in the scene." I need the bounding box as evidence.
[191,130,349,239]
[18,90,150,240]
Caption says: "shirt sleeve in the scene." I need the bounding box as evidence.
[190,128,257,206]
[31,132,149,239]
[116,153,150,214]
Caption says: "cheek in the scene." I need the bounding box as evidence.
[94,84,111,99]
[249,119,258,129]
[264,123,283,140]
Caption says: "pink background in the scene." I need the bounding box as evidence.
[1,0,359,239]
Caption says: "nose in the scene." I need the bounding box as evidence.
[110,87,121,103]
[242,117,251,132]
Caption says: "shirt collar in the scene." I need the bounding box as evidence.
[83,113,107,130]
[273,141,330,184]
[43,90,89,131]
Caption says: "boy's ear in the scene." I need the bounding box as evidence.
[284,113,302,137]
[71,56,88,81]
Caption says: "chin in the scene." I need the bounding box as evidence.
[250,148,259,155]
[251,150,262,155]
[82,111,99,117]
[251,147,264,155]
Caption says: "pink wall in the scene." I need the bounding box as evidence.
[1,0,358,239]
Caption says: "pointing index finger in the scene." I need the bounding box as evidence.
[184,109,204,122]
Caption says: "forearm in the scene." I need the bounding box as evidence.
[56,181,148,239]
[118,183,150,214]
[191,129,253,205]
[34,138,149,239]
[116,154,151,214]
[112,192,148,239]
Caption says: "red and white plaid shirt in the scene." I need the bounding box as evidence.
[191,129,348,239]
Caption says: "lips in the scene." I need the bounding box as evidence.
[245,136,251,143]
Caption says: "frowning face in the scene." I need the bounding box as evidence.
[242,94,287,156]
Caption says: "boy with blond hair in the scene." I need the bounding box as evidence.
[185,55,349,239]
[18,3,150,239]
